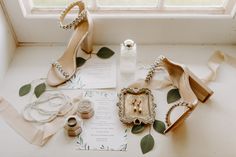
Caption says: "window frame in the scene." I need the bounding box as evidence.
[22,0,236,17]
[1,0,236,46]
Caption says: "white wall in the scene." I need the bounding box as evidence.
[0,3,16,82]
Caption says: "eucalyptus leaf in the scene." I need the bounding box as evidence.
[34,83,46,98]
[96,47,115,59]
[19,84,31,96]
[140,134,155,154]
[131,123,145,134]
[167,88,181,104]
[76,57,86,67]
[153,120,166,134]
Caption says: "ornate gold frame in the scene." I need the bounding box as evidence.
[117,88,156,125]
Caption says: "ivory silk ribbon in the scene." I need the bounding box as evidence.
[129,51,236,89]
[0,51,235,146]
[203,50,236,83]
[0,96,79,146]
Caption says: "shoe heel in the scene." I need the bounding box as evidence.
[164,107,193,134]
[187,69,213,103]
[81,14,93,54]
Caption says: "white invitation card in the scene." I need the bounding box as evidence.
[59,55,116,89]
[76,90,127,151]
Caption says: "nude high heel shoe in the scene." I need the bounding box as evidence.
[145,55,213,133]
[47,1,93,87]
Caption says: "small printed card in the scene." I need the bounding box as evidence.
[76,90,127,151]
[59,55,116,89]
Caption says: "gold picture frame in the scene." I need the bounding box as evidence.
[117,88,156,125]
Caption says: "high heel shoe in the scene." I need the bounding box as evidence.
[145,55,213,133]
[47,1,93,87]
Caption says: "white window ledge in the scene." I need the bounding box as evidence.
[0,44,236,157]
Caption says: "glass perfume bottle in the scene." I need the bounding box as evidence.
[120,39,137,74]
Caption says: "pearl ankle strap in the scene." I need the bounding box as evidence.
[59,1,87,30]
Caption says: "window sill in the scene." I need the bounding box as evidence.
[1,44,236,157]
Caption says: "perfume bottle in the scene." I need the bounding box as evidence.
[120,39,137,74]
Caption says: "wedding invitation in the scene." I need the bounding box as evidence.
[76,90,127,151]
[60,55,116,89]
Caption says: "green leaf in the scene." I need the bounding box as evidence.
[140,134,155,154]
[167,88,181,104]
[96,47,115,59]
[76,57,86,67]
[131,123,145,134]
[153,120,166,134]
[19,84,31,96]
[34,83,46,98]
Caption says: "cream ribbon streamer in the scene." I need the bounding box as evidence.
[0,96,79,146]
[129,51,236,89]
[203,50,236,83]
